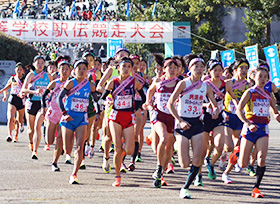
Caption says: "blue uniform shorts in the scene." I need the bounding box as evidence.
[60,111,88,131]
[241,123,269,144]
[224,112,243,130]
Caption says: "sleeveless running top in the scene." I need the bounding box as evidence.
[29,71,50,101]
[50,80,65,111]
[205,80,226,113]
[245,87,270,124]
[177,78,207,118]
[64,78,91,113]
[10,76,24,95]
[155,78,179,114]
[112,77,135,112]
[224,78,249,114]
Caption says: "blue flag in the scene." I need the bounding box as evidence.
[263,44,280,87]
[94,0,103,18]
[152,0,157,17]
[70,0,77,18]
[221,49,235,67]
[13,0,20,14]
[210,50,219,60]
[244,44,259,78]
[42,0,49,15]
[126,0,129,18]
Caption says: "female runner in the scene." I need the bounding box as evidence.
[20,56,51,157]
[143,58,180,188]
[167,54,219,199]
[0,63,25,142]
[98,57,145,187]
[58,59,100,184]
[42,61,72,171]
[236,66,280,198]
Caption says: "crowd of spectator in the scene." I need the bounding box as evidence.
[0,0,118,21]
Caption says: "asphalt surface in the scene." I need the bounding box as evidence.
[0,119,280,204]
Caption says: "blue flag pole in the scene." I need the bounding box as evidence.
[42,0,49,16]
[152,0,157,18]
[126,0,130,20]
[13,0,20,14]
[94,0,103,18]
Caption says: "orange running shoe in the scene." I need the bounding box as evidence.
[112,176,121,187]
[229,146,240,165]
[29,143,33,152]
[13,136,18,142]
[96,132,100,140]
[146,135,152,146]
[161,177,167,186]
[252,187,264,198]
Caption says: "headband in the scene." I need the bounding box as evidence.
[164,59,178,67]
[130,55,140,61]
[119,59,133,66]
[189,58,205,68]
[58,61,70,68]
[237,62,249,69]
[209,61,223,70]
[33,55,45,62]
[74,59,88,69]
[82,52,95,59]
[116,48,130,56]
[258,64,269,71]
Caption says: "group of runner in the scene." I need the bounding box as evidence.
[1,48,279,199]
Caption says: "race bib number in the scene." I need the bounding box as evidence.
[35,85,47,97]
[115,95,132,109]
[157,93,170,114]
[71,98,89,112]
[182,101,202,116]
[253,101,270,117]
[109,109,118,120]
[11,86,21,95]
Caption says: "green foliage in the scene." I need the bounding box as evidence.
[0,32,38,65]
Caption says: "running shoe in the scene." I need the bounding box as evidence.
[20,126,24,133]
[112,176,121,187]
[235,163,243,173]
[120,162,127,173]
[65,154,72,164]
[219,152,227,171]
[251,187,264,198]
[69,174,79,184]
[204,156,210,166]
[222,172,233,184]
[79,159,86,169]
[171,156,176,166]
[52,163,60,172]
[44,144,50,151]
[13,136,18,143]
[84,145,90,156]
[136,152,142,162]
[31,152,38,160]
[88,147,94,158]
[161,177,167,186]
[166,163,175,174]
[96,132,100,140]
[153,178,162,188]
[128,162,136,171]
[99,145,104,153]
[6,135,12,142]
[194,174,203,186]
[206,163,217,180]
[179,188,191,199]
[247,165,256,177]
[102,157,111,173]
[29,143,33,152]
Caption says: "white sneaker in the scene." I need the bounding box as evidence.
[84,145,91,156]
[222,172,233,184]
[65,154,72,164]
[235,163,242,173]
[88,147,94,158]
[102,157,111,173]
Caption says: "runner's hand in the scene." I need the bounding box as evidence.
[95,114,101,122]
[248,124,258,133]
[212,107,219,119]
[2,96,6,102]
[179,120,191,131]
[62,114,74,122]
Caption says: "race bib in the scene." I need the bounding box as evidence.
[156,93,170,114]
[70,98,89,112]
[150,109,158,122]
[46,107,54,118]
[34,85,47,97]
[253,100,270,117]
[207,100,224,114]
[114,95,132,109]
[182,101,203,116]
[11,85,21,95]
[134,91,142,101]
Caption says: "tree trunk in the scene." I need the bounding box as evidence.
[266,19,271,44]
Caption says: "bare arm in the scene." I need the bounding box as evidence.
[96,68,113,93]
[20,72,36,95]
[0,77,12,93]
